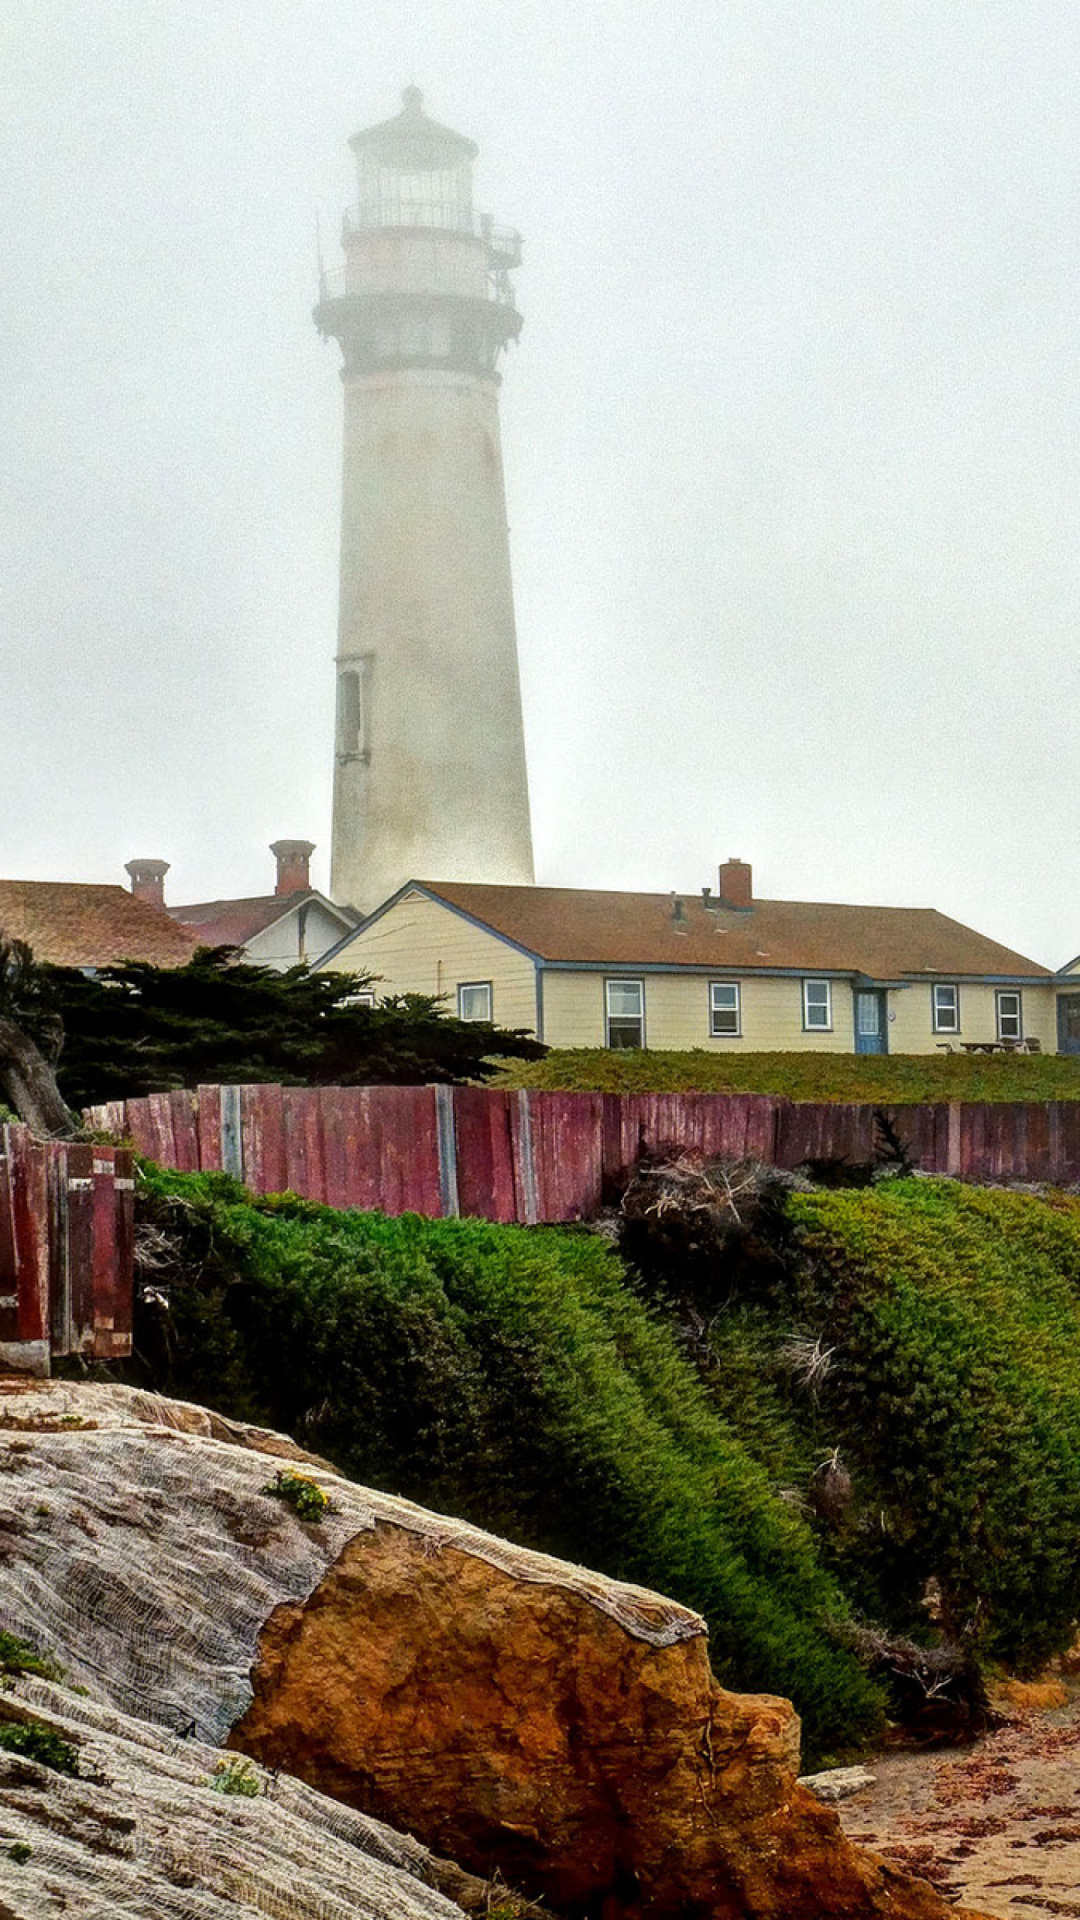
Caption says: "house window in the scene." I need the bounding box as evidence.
[606,978,644,1049]
[996,990,1023,1042]
[932,984,959,1033]
[709,981,741,1036]
[457,982,492,1022]
[803,979,832,1031]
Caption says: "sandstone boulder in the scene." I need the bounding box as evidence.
[0,1381,990,1920]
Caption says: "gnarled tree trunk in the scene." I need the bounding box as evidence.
[0,1013,77,1137]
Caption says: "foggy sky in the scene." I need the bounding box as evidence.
[1,2,1078,963]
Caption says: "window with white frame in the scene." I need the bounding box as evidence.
[457,981,492,1023]
[932,983,959,1033]
[803,979,832,1031]
[605,978,644,1049]
[709,980,741,1036]
[996,989,1023,1042]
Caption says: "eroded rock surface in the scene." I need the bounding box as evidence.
[233,1524,983,1920]
[0,1674,461,1919]
[0,1381,990,1920]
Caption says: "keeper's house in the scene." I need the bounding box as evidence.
[316,860,1062,1056]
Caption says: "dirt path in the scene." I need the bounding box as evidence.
[838,1703,1080,1917]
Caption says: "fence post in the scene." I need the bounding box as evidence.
[516,1090,539,1226]
[435,1085,460,1218]
[946,1102,962,1177]
[220,1086,244,1183]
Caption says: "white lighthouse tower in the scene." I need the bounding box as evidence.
[316,88,535,912]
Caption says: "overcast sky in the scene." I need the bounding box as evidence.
[1,2,1077,962]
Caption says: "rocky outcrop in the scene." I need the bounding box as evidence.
[0,1675,463,1919]
[0,1381,991,1920]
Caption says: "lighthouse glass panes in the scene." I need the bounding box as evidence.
[356,155,474,231]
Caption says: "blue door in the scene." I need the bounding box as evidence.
[1058,994,1080,1055]
[855,989,888,1055]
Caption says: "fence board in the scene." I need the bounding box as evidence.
[167,1091,200,1174]
[601,1092,777,1189]
[380,1087,443,1216]
[242,1082,287,1197]
[528,1093,604,1223]
[773,1102,877,1170]
[878,1104,950,1173]
[333,1088,382,1211]
[63,1140,97,1353]
[196,1085,223,1174]
[453,1087,518,1222]
[90,1147,120,1355]
[1048,1103,1080,1183]
[0,1140,17,1348]
[12,1134,49,1349]
[106,1148,136,1358]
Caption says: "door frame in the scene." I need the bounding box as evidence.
[854,986,889,1055]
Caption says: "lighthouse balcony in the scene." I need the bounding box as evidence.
[319,262,519,310]
[342,200,522,270]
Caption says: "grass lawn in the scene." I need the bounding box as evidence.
[489,1047,1080,1104]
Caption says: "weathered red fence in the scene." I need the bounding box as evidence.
[85,1085,1080,1224]
[0,1126,134,1376]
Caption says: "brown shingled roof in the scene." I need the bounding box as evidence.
[0,882,199,969]
[170,893,301,948]
[170,891,358,949]
[414,882,1051,980]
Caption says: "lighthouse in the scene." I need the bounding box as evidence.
[316,89,535,912]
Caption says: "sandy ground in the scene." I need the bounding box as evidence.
[838,1701,1080,1918]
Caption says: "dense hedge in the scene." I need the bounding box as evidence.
[776,1181,1080,1667]
[130,1167,1080,1757]
[135,1164,882,1758]
[491,1046,1080,1103]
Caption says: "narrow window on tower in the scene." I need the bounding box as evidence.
[336,656,373,763]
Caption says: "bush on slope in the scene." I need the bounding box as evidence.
[751,1180,1080,1669]
[133,1165,882,1759]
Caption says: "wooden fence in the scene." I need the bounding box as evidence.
[85,1084,1080,1224]
[0,1127,135,1377]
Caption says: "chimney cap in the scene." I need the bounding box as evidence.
[269,839,316,860]
[270,839,316,899]
[124,858,170,879]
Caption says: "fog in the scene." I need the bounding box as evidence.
[1,2,1077,961]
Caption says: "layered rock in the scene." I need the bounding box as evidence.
[0,1381,990,1920]
[0,1675,463,1919]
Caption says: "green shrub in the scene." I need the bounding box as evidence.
[263,1470,335,1523]
[777,1181,1080,1667]
[135,1164,883,1759]
[0,1631,62,1683]
[0,1719,79,1775]
[207,1756,261,1797]
[7,1842,31,1864]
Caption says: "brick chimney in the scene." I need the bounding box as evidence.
[125,858,170,910]
[717,858,753,911]
[270,839,315,898]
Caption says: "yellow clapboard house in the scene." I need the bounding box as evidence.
[316,860,1062,1056]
